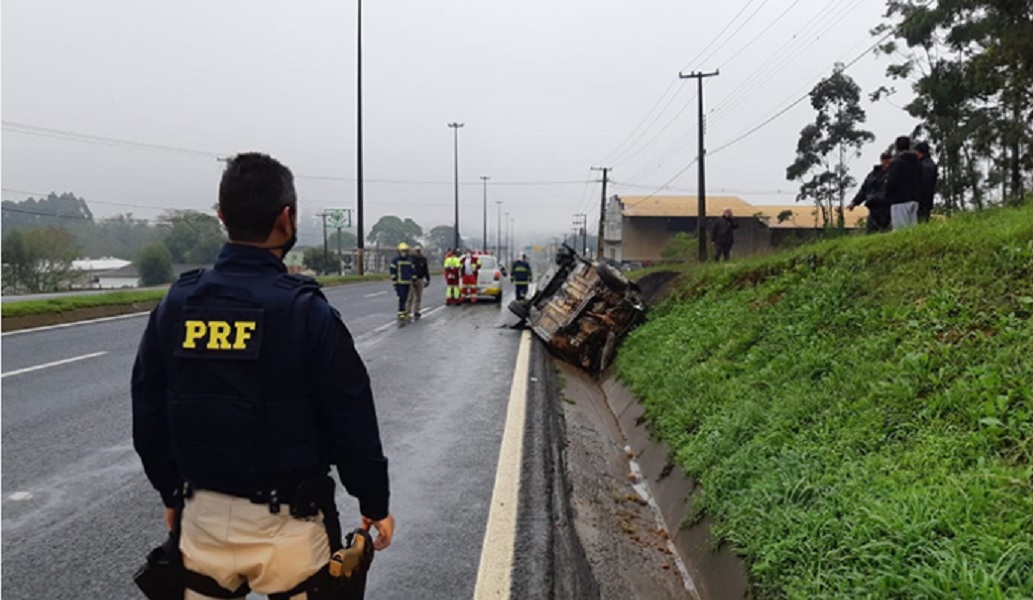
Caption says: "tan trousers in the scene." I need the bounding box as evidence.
[181,490,330,599]
[406,279,425,315]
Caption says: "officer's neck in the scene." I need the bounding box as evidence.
[228,240,285,259]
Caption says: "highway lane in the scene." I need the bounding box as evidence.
[2,279,521,599]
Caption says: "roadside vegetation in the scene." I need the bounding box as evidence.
[616,203,1033,598]
[1,273,393,320]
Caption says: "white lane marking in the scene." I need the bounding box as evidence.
[363,291,388,298]
[1,351,109,379]
[474,330,532,600]
[1,311,151,337]
[9,491,33,501]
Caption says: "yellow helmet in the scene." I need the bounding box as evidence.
[398,243,410,251]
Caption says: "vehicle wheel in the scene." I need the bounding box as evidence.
[596,263,629,292]
[508,300,530,320]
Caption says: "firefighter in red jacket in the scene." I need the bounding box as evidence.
[443,249,462,305]
[459,250,481,304]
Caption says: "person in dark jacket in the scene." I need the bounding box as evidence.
[132,153,393,598]
[914,141,939,222]
[511,254,532,300]
[711,207,738,262]
[390,243,416,321]
[407,246,431,319]
[884,136,923,230]
[849,152,892,233]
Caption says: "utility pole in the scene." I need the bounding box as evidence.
[590,167,610,261]
[480,175,490,251]
[509,216,516,265]
[356,0,366,275]
[495,200,502,257]
[678,69,719,263]
[504,212,511,266]
[448,123,465,249]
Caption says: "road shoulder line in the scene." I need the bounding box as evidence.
[473,329,532,600]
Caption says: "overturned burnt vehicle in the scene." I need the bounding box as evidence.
[509,245,646,372]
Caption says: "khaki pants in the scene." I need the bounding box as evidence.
[406,279,425,315]
[181,490,330,599]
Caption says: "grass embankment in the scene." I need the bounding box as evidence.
[1,273,392,320]
[616,204,1033,598]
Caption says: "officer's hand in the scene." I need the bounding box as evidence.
[361,514,395,551]
[165,507,177,531]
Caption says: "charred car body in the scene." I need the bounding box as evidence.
[509,245,646,372]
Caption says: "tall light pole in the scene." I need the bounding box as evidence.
[448,123,464,249]
[504,211,510,265]
[495,200,502,257]
[356,0,366,275]
[480,175,490,251]
[509,216,515,266]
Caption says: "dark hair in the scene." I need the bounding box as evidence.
[218,153,296,242]
[915,141,930,155]
[880,151,893,160]
[894,136,911,152]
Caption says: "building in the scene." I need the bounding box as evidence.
[92,263,209,289]
[603,195,869,263]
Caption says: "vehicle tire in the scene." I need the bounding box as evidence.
[508,299,530,320]
[596,263,629,292]
[495,293,503,304]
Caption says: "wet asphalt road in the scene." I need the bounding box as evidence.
[1,279,522,599]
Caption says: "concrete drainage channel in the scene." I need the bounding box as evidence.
[521,346,750,600]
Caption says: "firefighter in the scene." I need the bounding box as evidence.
[443,250,462,306]
[459,249,481,304]
[511,253,532,301]
[389,243,415,321]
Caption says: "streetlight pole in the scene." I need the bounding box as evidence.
[480,175,489,252]
[504,211,510,266]
[495,200,502,257]
[356,0,366,275]
[448,123,464,249]
[509,216,515,266]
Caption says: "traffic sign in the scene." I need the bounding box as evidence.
[326,208,352,229]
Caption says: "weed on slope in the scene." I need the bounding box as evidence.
[617,204,1033,598]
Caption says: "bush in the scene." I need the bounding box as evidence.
[660,232,699,263]
[137,243,174,286]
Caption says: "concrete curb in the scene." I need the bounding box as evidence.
[599,374,750,600]
[510,338,601,599]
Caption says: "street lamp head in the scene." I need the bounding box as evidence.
[448,122,465,129]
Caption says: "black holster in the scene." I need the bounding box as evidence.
[133,531,184,600]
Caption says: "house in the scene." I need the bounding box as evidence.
[93,263,209,289]
[603,195,869,263]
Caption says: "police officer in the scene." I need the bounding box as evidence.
[511,253,532,300]
[132,153,394,599]
[390,243,415,321]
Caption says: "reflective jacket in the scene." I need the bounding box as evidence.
[390,254,415,285]
[511,260,532,284]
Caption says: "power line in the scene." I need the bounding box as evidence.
[595,79,680,165]
[679,0,759,71]
[714,0,805,70]
[693,0,775,69]
[707,33,892,158]
[611,91,699,169]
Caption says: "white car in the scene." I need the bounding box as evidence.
[474,254,503,303]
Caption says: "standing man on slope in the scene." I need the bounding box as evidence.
[407,246,431,320]
[390,243,416,322]
[885,136,923,230]
[132,152,393,599]
[711,207,739,262]
[915,141,939,223]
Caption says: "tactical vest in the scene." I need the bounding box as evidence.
[158,267,326,499]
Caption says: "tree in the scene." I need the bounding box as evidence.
[368,216,422,248]
[660,233,699,263]
[328,229,357,252]
[137,243,174,286]
[1,192,93,236]
[787,66,875,228]
[427,225,463,251]
[159,210,226,264]
[874,0,1033,209]
[302,247,340,275]
[1,226,82,293]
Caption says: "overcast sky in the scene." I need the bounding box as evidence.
[2,0,917,247]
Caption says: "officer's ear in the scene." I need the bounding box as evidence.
[273,205,294,235]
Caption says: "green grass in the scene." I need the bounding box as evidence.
[616,204,1033,599]
[1,273,392,319]
[1,290,168,318]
